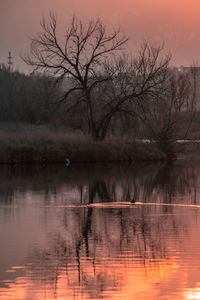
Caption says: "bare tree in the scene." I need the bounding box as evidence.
[24,14,171,140]
[24,13,128,138]
[96,42,171,139]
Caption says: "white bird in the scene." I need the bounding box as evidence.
[66,158,70,166]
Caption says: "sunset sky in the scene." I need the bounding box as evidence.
[1,0,200,70]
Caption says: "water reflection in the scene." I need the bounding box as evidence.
[0,161,200,299]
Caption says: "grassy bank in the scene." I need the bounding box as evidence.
[0,131,167,164]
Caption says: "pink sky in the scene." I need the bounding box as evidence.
[1,0,200,70]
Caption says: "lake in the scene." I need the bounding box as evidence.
[0,161,200,300]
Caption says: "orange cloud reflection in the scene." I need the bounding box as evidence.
[0,255,188,300]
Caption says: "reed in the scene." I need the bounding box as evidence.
[0,131,167,164]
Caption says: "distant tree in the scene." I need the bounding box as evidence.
[136,65,200,160]
[24,13,171,140]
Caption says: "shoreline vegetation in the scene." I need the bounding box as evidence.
[0,122,198,165]
[0,130,170,164]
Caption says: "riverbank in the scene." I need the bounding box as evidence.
[0,131,167,164]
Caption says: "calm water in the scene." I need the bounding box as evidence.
[1,162,200,300]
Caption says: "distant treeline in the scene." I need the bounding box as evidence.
[0,65,60,123]
[0,64,143,136]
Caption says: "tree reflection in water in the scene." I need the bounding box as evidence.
[18,161,199,299]
[1,161,200,299]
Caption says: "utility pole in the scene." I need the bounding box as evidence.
[8,51,13,72]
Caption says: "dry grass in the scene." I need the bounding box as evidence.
[0,131,167,164]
